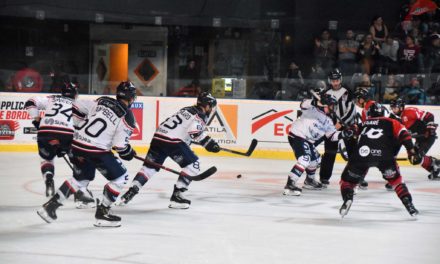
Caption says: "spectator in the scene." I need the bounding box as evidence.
[370,16,389,44]
[313,29,337,73]
[425,33,440,73]
[179,59,200,87]
[378,35,400,74]
[383,74,401,103]
[400,77,427,104]
[338,30,359,76]
[283,62,304,100]
[309,61,326,80]
[427,74,440,104]
[357,34,380,74]
[399,35,423,73]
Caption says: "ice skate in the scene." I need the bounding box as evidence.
[303,177,323,190]
[94,200,121,227]
[169,185,191,209]
[74,189,95,209]
[339,199,353,218]
[45,177,55,197]
[37,194,63,223]
[401,197,419,217]
[320,179,330,189]
[359,180,368,190]
[283,178,302,196]
[385,183,394,191]
[117,185,139,206]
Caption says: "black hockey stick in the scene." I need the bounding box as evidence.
[219,139,258,157]
[134,155,217,181]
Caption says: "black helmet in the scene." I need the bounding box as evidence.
[328,68,342,82]
[366,102,385,118]
[197,92,217,107]
[61,82,78,99]
[390,98,405,109]
[116,81,137,102]
[354,87,369,100]
[320,94,338,107]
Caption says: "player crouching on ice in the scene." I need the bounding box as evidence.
[118,92,220,209]
[37,81,138,227]
[284,93,355,196]
[339,103,422,218]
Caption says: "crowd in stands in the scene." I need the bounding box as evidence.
[283,0,440,105]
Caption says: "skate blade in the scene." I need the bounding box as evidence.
[339,200,353,218]
[283,189,302,196]
[45,189,54,197]
[303,185,323,190]
[94,219,121,228]
[168,202,190,209]
[37,209,54,223]
[75,201,96,209]
[114,199,129,206]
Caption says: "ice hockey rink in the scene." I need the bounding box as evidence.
[1,152,439,264]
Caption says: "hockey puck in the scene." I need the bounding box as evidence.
[236,174,242,178]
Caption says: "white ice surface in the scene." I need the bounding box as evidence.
[0,153,439,264]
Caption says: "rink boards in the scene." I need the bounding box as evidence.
[1,92,440,162]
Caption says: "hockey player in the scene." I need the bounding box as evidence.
[339,102,422,217]
[354,87,376,123]
[319,69,357,186]
[118,92,220,209]
[25,82,78,197]
[37,81,137,227]
[390,98,439,179]
[284,93,355,196]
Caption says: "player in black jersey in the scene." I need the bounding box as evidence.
[339,103,422,218]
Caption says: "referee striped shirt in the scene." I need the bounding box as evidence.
[325,87,356,126]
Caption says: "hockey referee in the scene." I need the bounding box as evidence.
[319,69,357,187]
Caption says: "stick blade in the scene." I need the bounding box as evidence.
[190,166,217,181]
[245,139,258,156]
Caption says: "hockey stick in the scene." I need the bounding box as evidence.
[134,155,217,181]
[219,139,258,157]
[63,155,74,171]
[192,139,259,157]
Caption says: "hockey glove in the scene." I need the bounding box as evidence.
[32,119,40,129]
[339,128,354,139]
[201,137,220,153]
[408,149,422,165]
[117,144,136,161]
[425,122,438,138]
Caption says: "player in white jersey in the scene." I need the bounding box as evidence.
[25,82,78,197]
[119,92,220,209]
[284,93,354,196]
[37,81,137,227]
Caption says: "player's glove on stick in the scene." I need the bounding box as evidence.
[117,144,136,161]
[32,119,40,129]
[201,137,220,153]
[408,149,422,165]
[339,128,354,139]
[425,122,438,137]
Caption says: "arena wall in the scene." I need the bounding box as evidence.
[1,92,439,163]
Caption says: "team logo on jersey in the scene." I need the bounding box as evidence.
[0,120,20,140]
[206,105,237,144]
[130,102,144,140]
[251,109,294,140]
[359,145,370,157]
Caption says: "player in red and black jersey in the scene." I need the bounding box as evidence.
[390,98,439,180]
[339,103,422,218]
